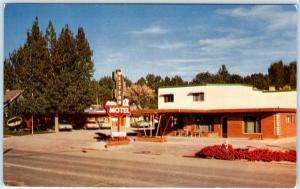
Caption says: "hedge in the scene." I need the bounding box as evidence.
[195,144,296,162]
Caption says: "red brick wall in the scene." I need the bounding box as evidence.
[226,113,278,139]
[279,113,296,138]
[261,113,276,138]
[227,115,245,138]
[170,112,296,139]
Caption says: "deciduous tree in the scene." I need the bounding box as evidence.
[126,84,154,108]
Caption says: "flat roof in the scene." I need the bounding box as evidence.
[158,83,296,93]
[131,108,296,115]
[158,83,253,89]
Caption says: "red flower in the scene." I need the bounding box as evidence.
[195,144,296,162]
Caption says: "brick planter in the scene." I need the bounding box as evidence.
[135,136,167,142]
[106,137,130,146]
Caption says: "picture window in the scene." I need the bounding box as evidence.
[244,116,261,133]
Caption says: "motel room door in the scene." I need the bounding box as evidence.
[222,117,228,138]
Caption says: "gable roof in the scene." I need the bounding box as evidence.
[4,90,24,107]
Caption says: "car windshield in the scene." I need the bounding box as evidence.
[60,119,69,124]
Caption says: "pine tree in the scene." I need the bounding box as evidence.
[45,21,57,51]
[217,64,230,83]
[98,76,114,102]
[89,80,102,104]
[288,61,297,89]
[268,60,285,89]
[136,77,147,85]
[170,75,186,86]
[47,25,94,113]
[50,25,77,112]
[73,27,94,111]
[15,17,51,114]
[9,47,27,90]
[4,58,14,90]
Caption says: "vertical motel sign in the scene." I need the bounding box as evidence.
[113,69,126,105]
[103,69,130,135]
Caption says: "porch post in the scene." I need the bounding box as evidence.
[55,114,59,133]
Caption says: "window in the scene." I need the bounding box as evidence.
[195,116,214,132]
[164,94,174,103]
[193,92,204,101]
[286,115,293,124]
[244,116,261,133]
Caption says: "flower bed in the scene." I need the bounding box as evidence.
[195,144,296,162]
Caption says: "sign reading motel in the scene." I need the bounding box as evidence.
[103,69,131,134]
[104,100,130,117]
[108,106,130,114]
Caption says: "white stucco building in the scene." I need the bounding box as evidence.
[156,84,296,139]
[158,84,296,110]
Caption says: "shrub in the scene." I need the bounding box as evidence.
[195,144,296,162]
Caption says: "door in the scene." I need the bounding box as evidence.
[222,117,228,138]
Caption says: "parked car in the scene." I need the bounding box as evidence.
[59,119,73,131]
[99,121,111,129]
[83,121,100,129]
[131,120,151,128]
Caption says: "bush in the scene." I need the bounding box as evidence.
[195,144,296,162]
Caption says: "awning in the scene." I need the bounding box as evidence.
[159,93,173,97]
[188,92,204,95]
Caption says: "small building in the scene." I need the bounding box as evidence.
[4,89,24,108]
[157,84,296,139]
[4,89,24,120]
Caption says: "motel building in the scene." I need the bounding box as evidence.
[152,84,296,139]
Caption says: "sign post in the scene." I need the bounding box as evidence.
[104,69,130,138]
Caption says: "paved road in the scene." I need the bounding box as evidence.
[4,148,296,187]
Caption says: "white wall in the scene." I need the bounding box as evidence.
[158,85,296,110]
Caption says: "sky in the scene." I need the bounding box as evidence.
[4,4,298,82]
